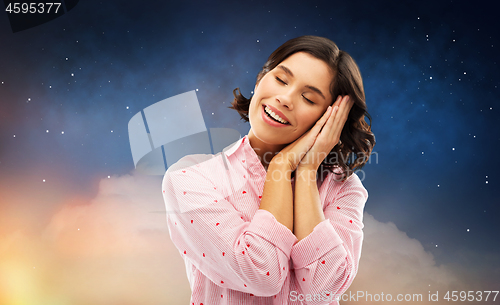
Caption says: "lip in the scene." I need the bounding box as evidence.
[261,105,290,128]
[264,104,290,123]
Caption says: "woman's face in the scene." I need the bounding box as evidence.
[248,52,334,146]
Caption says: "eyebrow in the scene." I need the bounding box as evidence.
[277,65,326,100]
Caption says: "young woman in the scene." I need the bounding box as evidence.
[163,35,375,304]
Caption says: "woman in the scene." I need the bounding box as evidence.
[163,35,375,304]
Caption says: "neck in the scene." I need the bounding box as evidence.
[247,129,288,170]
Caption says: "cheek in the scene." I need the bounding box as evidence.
[299,110,323,131]
[248,97,261,123]
[256,76,277,96]
[249,97,259,114]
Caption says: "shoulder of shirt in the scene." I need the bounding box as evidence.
[162,135,245,179]
[338,172,368,199]
[169,154,209,171]
[322,170,368,199]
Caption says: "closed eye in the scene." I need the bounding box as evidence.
[302,95,314,104]
[275,76,287,85]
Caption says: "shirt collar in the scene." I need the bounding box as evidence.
[223,134,248,157]
[223,134,265,171]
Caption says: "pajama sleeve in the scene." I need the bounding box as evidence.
[290,172,368,304]
[162,156,298,297]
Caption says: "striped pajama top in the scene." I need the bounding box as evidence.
[162,135,368,304]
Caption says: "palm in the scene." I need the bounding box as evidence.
[272,96,353,172]
[299,96,353,170]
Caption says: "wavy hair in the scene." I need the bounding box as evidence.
[229,36,375,182]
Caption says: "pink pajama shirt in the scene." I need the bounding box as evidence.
[162,135,368,304]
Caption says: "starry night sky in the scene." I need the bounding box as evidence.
[0,0,499,303]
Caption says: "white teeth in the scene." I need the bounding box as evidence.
[265,106,288,124]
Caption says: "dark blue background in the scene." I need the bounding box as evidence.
[1,0,498,285]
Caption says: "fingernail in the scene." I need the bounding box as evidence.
[333,106,338,112]
[328,105,332,110]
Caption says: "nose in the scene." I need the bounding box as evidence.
[276,91,293,110]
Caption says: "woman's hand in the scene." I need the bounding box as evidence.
[298,95,353,171]
[270,95,351,172]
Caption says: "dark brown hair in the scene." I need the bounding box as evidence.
[229,35,375,182]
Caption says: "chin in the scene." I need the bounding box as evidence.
[255,128,295,145]
[249,111,297,145]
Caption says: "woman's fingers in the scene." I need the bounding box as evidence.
[332,96,353,134]
[310,95,343,139]
[314,105,333,130]
[313,105,337,149]
[301,105,332,146]
[332,95,342,106]
[326,96,353,146]
[318,95,352,145]
[281,95,353,170]
[298,95,354,169]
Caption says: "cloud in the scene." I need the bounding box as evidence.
[41,172,167,256]
[342,213,486,304]
[0,171,493,304]
[1,170,191,305]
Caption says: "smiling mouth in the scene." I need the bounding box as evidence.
[263,105,290,125]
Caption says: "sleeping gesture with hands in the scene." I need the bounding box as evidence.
[264,95,354,240]
[273,95,354,173]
